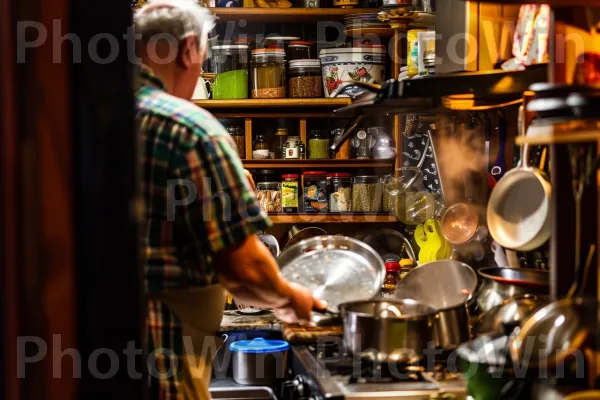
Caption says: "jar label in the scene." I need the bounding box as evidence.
[304,179,328,213]
[285,147,299,159]
[282,182,298,208]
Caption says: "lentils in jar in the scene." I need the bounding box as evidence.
[352,175,383,212]
[288,59,322,98]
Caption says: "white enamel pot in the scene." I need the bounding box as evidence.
[487,106,551,251]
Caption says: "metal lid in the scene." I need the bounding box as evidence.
[229,338,290,354]
[319,47,386,56]
[282,174,299,179]
[289,59,321,68]
[352,175,381,184]
[264,36,301,41]
[212,45,249,50]
[252,48,286,57]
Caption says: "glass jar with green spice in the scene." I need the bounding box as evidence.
[308,130,330,159]
[211,45,249,99]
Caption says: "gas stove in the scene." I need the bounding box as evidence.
[284,338,467,400]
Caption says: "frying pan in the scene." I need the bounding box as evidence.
[278,235,386,325]
[487,104,551,251]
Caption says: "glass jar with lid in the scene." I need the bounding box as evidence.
[211,45,249,99]
[287,41,313,61]
[256,182,282,213]
[283,136,302,159]
[289,60,323,98]
[303,171,328,213]
[352,175,383,212]
[328,173,352,212]
[227,126,246,159]
[251,49,286,99]
[308,130,330,159]
[281,174,299,213]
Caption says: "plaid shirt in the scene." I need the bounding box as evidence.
[136,65,271,399]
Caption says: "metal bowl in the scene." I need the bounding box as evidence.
[278,235,385,311]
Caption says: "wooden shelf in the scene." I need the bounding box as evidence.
[195,98,351,109]
[465,0,596,5]
[243,159,394,169]
[268,213,396,224]
[209,7,381,23]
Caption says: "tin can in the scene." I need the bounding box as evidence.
[407,29,426,78]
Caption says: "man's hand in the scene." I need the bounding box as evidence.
[272,283,328,324]
[244,169,255,191]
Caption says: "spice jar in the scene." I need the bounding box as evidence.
[251,49,286,99]
[211,45,249,99]
[308,130,330,159]
[287,41,313,61]
[328,173,352,212]
[256,182,282,213]
[281,174,299,213]
[289,60,323,98]
[352,175,383,212]
[283,136,302,159]
[381,260,400,298]
[227,126,246,159]
[303,171,328,213]
[253,134,269,151]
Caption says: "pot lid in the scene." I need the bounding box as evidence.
[319,47,387,56]
[457,335,509,366]
[229,338,290,354]
[478,267,549,288]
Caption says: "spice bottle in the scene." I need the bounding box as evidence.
[309,130,330,159]
[253,134,269,151]
[272,126,289,159]
[281,174,299,213]
[381,260,401,298]
[283,136,301,159]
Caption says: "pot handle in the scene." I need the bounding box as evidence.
[310,306,341,327]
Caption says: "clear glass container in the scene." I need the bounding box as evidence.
[289,60,323,98]
[287,41,313,61]
[272,127,288,159]
[328,173,352,212]
[303,171,328,213]
[308,130,330,159]
[250,49,286,99]
[227,126,245,159]
[256,182,282,213]
[352,175,383,212]
[383,167,434,225]
[211,45,249,99]
[281,174,299,213]
[283,136,302,159]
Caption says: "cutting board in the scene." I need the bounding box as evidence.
[282,323,343,344]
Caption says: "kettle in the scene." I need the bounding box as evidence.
[369,126,396,160]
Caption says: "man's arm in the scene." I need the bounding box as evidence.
[213,234,322,323]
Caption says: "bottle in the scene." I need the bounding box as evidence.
[381,260,401,298]
[299,141,306,159]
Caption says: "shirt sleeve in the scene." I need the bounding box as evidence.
[174,128,272,256]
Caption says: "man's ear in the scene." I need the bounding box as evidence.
[178,36,197,70]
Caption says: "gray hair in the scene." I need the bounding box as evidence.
[134,0,216,53]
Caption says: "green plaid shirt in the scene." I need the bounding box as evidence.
[136,65,270,399]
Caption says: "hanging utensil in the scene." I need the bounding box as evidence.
[490,110,507,181]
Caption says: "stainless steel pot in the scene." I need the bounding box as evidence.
[474,267,549,314]
[341,299,437,364]
[472,294,549,336]
[394,260,478,350]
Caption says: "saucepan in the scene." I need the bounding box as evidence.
[278,236,438,363]
[487,104,551,251]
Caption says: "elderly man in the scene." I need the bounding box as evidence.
[134,2,323,399]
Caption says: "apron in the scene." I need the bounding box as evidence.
[153,285,226,400]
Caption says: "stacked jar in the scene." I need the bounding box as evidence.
[328,173,352,212]
[289,60,323,98]
[251,49,286,99]
[303,171,328,213]
[211,45,249,99]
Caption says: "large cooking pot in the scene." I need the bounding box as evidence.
[341,299,437,364]
[474,267,549,314]
[394,260,478,350]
